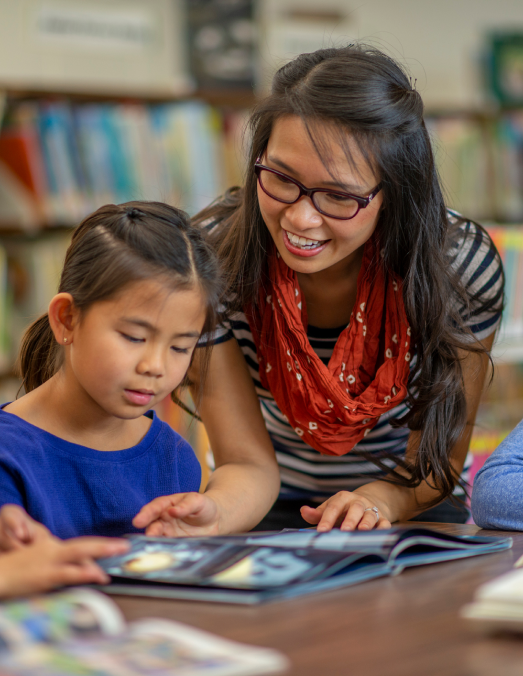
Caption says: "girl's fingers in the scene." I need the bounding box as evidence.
[167,493,205,520]
[0,506,31,545]
[133,494,188,528]
[56,562,110,587]
[144,521,166,537]
[59,538,130,563]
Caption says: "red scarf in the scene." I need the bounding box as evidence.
[245,238,411,456]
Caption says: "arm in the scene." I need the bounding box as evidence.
[471,419,523,530]
[303,332,495,531]
[0,505,53,550]
[134,339,280,535]
[0,536,129,598]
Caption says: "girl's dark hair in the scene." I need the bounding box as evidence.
[194,44,504,506]
[19,201,222,397]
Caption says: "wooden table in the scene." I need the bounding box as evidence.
[113,524,523,676]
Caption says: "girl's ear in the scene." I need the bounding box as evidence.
[48,293,79,345]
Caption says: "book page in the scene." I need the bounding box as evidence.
[99,535,386,590]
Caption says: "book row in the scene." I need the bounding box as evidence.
[487,224,523,340]
[0,100,248,228]
[427,112,523,223]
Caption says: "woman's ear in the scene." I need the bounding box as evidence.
[48,293,78,345]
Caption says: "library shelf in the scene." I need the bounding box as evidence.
[0,86,257,109]
[491,340,523,363]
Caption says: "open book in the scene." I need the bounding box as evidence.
[461,566,523,634]
[97,527,512,605]
[0,588,288,676]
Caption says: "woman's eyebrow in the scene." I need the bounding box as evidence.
[266,154,366,193]
[121,318,200,339]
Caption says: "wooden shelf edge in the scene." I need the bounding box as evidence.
[0,86,257,108]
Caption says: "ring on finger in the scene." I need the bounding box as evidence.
[363,506,379,523]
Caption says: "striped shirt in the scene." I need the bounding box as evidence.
[209,214,503,500]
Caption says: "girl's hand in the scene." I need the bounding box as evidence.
[0,536,130,599]
[301,491,392,531]
[132,493,220,537]
[0,505,53,550]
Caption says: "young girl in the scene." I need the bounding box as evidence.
[0,201,280,541]
[189,44,504,531]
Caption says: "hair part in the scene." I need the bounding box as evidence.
[18,201,223,401]
[193,43,504,506]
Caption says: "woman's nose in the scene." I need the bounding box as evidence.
[284,196,323,230]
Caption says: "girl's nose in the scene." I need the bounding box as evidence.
[137,349,164,378]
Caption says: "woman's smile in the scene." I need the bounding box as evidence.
[282,228,330,257]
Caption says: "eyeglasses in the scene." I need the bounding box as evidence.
[254,160,382,220]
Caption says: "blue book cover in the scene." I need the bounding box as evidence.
[73,104,116,210]
[37,101,87,223]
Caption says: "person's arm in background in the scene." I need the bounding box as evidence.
[471,419,523,530]
[134,339,281,535]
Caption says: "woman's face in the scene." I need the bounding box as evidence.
[257,115,383,277]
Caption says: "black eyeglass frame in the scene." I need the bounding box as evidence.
[254,160,382,221]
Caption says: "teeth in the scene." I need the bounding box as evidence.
[286,231,324,249]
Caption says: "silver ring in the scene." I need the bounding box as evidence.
[363,506,379,523]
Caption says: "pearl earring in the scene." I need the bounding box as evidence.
[63,337,67,343]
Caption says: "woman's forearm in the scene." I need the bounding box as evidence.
[353,476,447,523]
[204,459,280,533]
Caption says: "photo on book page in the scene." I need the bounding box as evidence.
[99,536,384,590]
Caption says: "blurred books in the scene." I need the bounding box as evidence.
[0,99,247,228]
[0,587,288,675]
[462,566,523,635]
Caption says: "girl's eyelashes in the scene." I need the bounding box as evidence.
[171,346,190,354]
[120,332,192,354]
[121,332,145,344]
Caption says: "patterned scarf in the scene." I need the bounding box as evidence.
[245,237,412,456]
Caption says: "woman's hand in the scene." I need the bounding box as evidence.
[0,505,53,550]
[0,536,130,599]
[133,493,220,537]
[301,490,392,531]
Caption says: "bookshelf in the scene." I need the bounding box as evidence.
[0,65,253,479]
[425,108,523,481]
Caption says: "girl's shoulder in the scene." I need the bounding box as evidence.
[0,407,46,460]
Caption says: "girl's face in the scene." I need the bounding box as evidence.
[64,278,206,419]
[257,115,383,277]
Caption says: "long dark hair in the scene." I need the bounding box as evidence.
[19,201,222,396]
[194,44,504,504]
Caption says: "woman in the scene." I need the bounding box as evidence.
[189,44,503,531]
